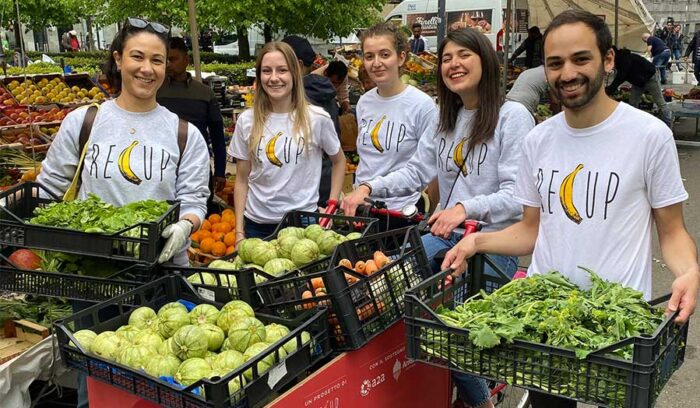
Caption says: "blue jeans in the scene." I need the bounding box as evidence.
[672,48,683,70]
[244,216,278,239]
[653,49,671,83]
[421,233,519,406]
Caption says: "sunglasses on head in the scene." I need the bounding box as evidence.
[125,17,169,35]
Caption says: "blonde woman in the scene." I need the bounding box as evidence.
[228,42,346,240]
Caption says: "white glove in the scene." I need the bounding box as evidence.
[158,219,194,264]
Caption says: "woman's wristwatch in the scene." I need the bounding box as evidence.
[359,182,373,195]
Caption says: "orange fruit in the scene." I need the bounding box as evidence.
[199,237,216,254]
[224,232,236,247]
[190,231,201,243]
[209,214,222,224]
[211,241,227,257]
[202,220,212,231]
[225,245,235,255]
[221,210,236,224]
[222,208,234,217]
[198,229,212,239]
[211,232,225,242]
[218,222,233,233]
[211,222,222,232]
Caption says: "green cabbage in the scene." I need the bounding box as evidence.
[200,323,226,351]
[290,239,320,266]
[283,331,312,355]
[187,272,217,286]
[158,307,191,339]
[117,344,158,370]
[115,325,141,342]
[230,256,244,269]
[265,323,290,344]
[316,231,344,256]
[304,224,324,241]
[204,350,219,365]
[158,337,175,356]
[145,354,181,378]
[243,342,284,381]
[171,325,209,360]
[208,259,238,270]
[277,235,299,259]
[228,317,267,352]
[190,304,220,326]
[263,258,296,277]
[346,232,362,240]
[211,350,245,372]
[70,329,97,350]
[90,331,123,360]
[131,329,164,349]
[277,227,305,240]
[251,241,278,267]
[158,302,188,316]
[128,307,159,331]
[220,337,234,352]
[175,358,212,386]
[221,300,254,317]
[216,308,250,334]
[237,238,263,263]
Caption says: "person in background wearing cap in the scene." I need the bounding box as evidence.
[313,60,352,114]
[282,35,341,209]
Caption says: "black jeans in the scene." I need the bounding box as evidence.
[529,391,577,408]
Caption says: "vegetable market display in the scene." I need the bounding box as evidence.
[56,275,330,408]
[405,262,688,408]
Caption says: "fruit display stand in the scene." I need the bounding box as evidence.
[55,275,332,408]
[268,320,451,408]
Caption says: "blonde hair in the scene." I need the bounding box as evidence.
[250,42,312,157]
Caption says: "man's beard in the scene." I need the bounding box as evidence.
[553,64,606,110]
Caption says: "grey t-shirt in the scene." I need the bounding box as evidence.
[369,101,535,232]
[506,66,548,114]
[38,100,211,264]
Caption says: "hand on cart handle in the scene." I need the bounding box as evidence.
[340,184,372,217]
[427,204,468,239]
[441,229,479,277]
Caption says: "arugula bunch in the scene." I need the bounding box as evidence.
[435,269,664,360]
[30,194,170,234]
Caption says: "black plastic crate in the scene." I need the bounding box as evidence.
[159,264,268,306]
[0,252,155,302]
[257,227,430,350]
[0,182,180,263]
[54,275,331,408]
[404,261,688,408]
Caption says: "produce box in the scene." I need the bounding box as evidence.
[0,250,154,302]
[257,227,429,350]
[54,275,331,408]
[0,126,52,152]
[404,259,688,408]
[0,319,50,364]
[160,264,272,306]
[0,182,180,263]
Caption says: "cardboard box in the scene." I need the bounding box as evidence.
[0,319,50,364]
[269,321,451,408]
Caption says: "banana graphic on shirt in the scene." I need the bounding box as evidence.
[452,138,468,176]
[118,140,142,185]
[559,164,584,224]
[265,132,283,167]
[370,115,386,153]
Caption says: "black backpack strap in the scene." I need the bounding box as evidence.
[176,119,188,176]
[75,105,98,193]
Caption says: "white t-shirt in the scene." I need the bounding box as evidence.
[355,85,438,210]
[228,106,341,223]
[514,103,688,299]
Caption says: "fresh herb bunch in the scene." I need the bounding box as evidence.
[30,194,170,234]
[435,268,664,360]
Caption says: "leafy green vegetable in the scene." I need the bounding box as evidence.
[30,194,170,234]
